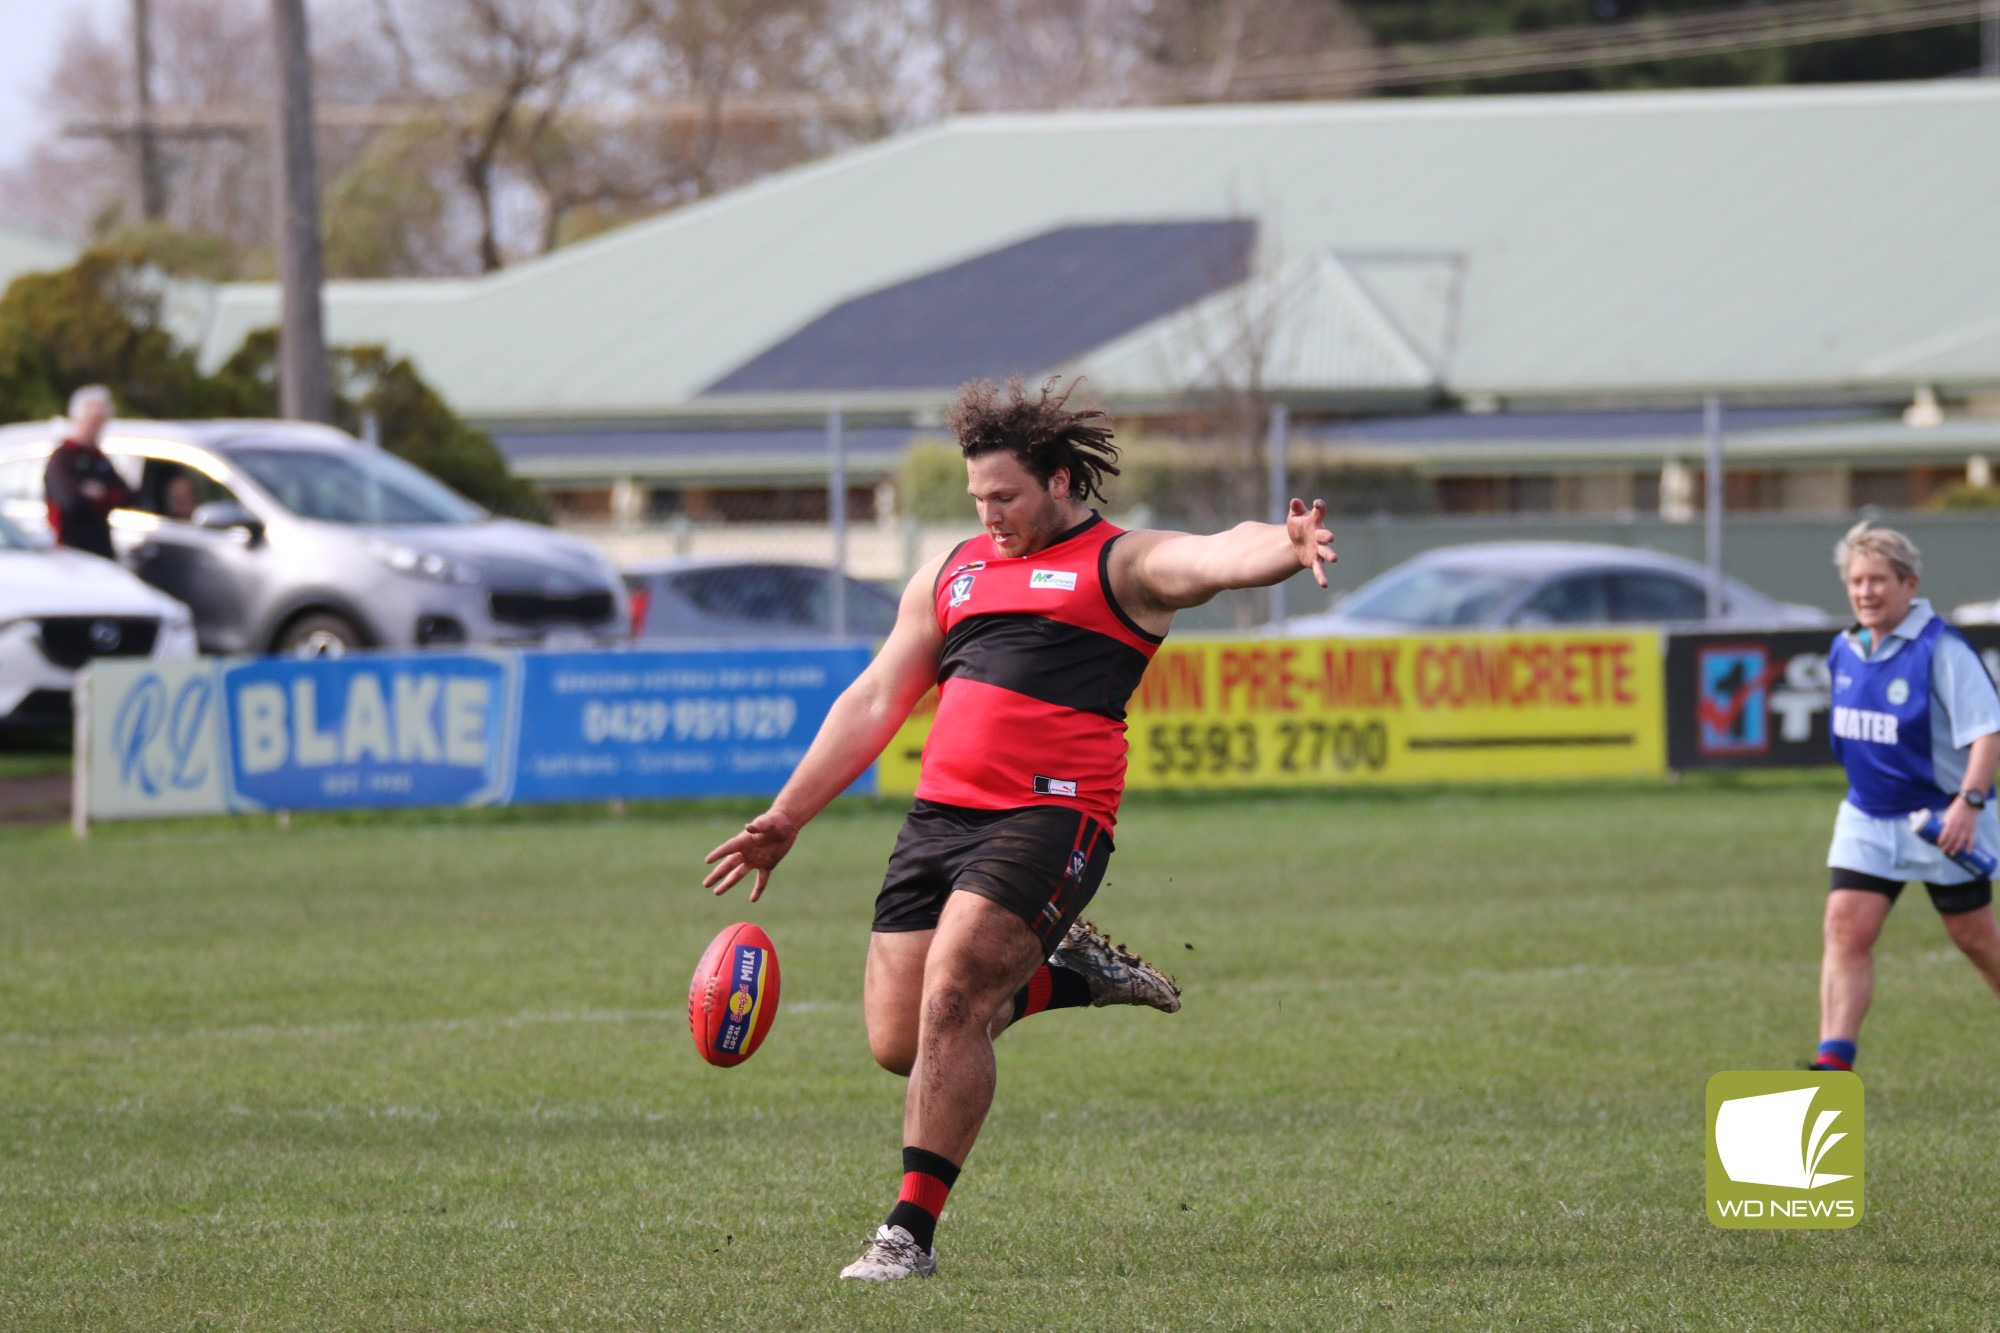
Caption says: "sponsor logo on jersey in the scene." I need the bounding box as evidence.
[1832,705,1898,744]
[1029,569,1078,591]
[949,572,976,607]
[1032,774,1078,797]
[1885,678,1910,706]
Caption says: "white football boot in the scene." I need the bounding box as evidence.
[839,1225,938,1281]
[1049,920,1182,1013]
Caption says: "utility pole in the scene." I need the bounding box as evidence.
[130,0,166,220]
[1265,401,1290,628]
[1703,396,1725,620]
[271,0,333,422]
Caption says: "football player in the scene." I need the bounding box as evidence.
[705,376,1335,1280]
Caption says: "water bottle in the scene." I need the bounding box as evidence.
[1907,809,2000,878]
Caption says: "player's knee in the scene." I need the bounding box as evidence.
[922,981,978,1035]
[1823,908,1882,957]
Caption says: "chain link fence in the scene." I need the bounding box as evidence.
[541,405,1435,641]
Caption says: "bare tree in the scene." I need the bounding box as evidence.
[0,0,1379,281]
[0,0,406,274]
[370,0,631,272]
[895,0,1373,113]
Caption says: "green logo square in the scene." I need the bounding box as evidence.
[1706,1071,1863,1229]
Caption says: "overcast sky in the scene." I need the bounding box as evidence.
[0,0,124,185]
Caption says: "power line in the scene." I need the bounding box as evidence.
[1158,0,1989,98]
[65,0,1996,144]
[64,92,890,140]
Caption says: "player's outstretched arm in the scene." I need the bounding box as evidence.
[701,552,949,900]
[1118,498,1335,615]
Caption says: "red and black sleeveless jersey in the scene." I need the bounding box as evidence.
[917,513,1163,831]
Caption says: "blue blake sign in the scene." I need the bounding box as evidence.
[223,655,516,809]
[82,645,874,824]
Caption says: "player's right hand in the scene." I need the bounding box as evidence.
[702,808,800,901]
[1939,798,1979,857]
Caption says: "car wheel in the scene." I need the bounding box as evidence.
[277,612,364,659]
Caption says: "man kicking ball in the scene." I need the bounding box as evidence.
[703,377,1336,1281]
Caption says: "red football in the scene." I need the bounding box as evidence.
[688,922,781,1067]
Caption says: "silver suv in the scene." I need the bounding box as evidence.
[0,420,626,655]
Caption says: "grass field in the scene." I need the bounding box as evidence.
[6,778,2000,1329]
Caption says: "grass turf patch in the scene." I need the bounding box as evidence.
[4,783,1998,1328]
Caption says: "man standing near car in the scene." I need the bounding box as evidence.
[43,386,130,560]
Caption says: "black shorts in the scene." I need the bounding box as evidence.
[1830,866,1993,915]
[873,800,1114,954]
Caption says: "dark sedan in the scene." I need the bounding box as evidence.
[624,559,899,642]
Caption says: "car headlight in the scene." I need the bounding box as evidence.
[368,539,482,585]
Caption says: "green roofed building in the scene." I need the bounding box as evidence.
[175,80,2000,523]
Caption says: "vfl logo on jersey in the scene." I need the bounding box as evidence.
[1032,774,1078,797]
[1066,849,1088,879]
[949,572,977,607]
[1885,679,1911,706]
[1832,706,1899,745]
[1029,569,1077,591]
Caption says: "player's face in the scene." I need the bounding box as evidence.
[1843,553,1917,634]
[966,451,1070,558]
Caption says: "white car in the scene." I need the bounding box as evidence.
[0,512,198,728]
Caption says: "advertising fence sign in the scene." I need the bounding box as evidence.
[79,645,872,829]
[1664,626,2000,771]
[878,630,1666,794]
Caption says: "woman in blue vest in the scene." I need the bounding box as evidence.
[1815,522,2000,1072]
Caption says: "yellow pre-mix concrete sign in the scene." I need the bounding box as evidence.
[878,629,1664,794]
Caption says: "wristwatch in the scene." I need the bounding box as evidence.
[1960,789,1990,809]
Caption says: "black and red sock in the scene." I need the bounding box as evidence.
[884,1146,960,1251]
[1009,964,1092,1022]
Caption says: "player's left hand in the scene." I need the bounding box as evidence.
[702,808,800,901]
[1939,798,1980,857]
[1287,498,1336,588]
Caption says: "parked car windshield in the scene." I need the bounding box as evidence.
[228,446,484,525]
[1340,566,1534,626]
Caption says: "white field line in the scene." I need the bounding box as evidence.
[3,951,1966,1050]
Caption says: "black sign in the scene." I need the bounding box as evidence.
[1665,624,2000,770]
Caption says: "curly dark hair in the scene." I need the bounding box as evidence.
[946,376,1121,504]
